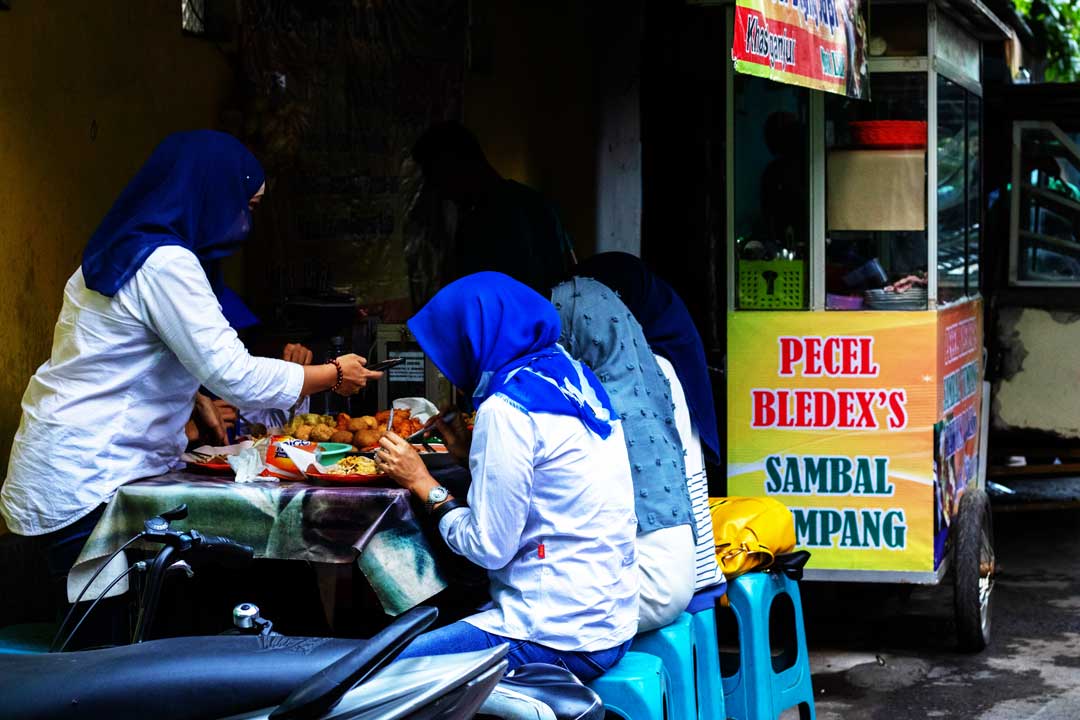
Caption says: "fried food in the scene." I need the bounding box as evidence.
[310,424,336,443]
[329,430,355,445]
[348,416,377,432]
[375,410,393,425]
[326,455,378,476]
[353,428,382,449]
[293,424,314,441]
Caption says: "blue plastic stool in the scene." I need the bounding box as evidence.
[632,612,696,720]
[588,651,669,720]
[723,572,816,720]
[0,623,55,655]
[687,583,729,720]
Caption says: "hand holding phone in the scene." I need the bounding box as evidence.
[366,357,405,373]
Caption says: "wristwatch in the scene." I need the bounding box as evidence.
[425,485,450,514]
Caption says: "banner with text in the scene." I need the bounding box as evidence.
[727,311,937,573]
[933,301,983,566]
[732,0,869,99]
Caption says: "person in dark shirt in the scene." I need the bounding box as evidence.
[412,121,574,293]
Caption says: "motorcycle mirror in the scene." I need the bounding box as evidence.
[160,504,188,522]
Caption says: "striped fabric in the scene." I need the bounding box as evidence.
[654,355,723,590]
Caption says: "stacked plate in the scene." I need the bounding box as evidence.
[865,288,928,310]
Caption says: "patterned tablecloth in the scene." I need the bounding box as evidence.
[68,472,447,615]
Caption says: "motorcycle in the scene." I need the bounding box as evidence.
[0,506,602,720]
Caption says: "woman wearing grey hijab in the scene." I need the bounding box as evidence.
[552,276,696,631]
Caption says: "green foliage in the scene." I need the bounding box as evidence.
[1015,0,1080,82]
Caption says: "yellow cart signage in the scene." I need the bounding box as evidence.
[728,311,939,573]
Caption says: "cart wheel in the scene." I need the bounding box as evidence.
[953,488,994,652]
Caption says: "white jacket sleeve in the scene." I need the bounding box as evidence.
[128,247,305,410]
[438,395,535,570]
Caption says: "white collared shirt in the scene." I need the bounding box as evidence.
[1,246,304,535]
[439,393,639,652]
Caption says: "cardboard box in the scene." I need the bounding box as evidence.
[827,149,926,231]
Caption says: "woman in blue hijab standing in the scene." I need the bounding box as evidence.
[0,131,380,603]
[375,272,639,681]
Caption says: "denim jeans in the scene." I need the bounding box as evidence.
[396,620,631,682]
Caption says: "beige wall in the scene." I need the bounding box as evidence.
[0,1,233,477]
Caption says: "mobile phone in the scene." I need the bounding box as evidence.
[367,357,405,372]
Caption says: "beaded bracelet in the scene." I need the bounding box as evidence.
[329,358,344,392]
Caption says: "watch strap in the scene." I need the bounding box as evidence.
[431,498,467,525]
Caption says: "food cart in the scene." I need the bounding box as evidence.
[724,0,999,650]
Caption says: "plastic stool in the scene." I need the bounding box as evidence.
[587,651,668,720]
[0,623,55,655]
[632,613,696,720]
[687,583,729,720]
[722,572,815,720]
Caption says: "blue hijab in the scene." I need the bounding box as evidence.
[82,130,265,297]
[575,252,721,463]
[408,272,616,438]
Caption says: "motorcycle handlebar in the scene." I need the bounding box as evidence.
[192,534,255,567]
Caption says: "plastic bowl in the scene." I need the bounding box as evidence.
[317,442,354,465]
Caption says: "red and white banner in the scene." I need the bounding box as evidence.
[732,0,869,99]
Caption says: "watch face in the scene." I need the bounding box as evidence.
[428,486,449,504]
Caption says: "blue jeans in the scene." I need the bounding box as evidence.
[396,620,631,682]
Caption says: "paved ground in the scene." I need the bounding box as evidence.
[802,508,1080,719]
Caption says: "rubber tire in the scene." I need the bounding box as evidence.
[954,488,993,652]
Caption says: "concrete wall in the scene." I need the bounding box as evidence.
[0,1,233,478]
[993,307,1080,438]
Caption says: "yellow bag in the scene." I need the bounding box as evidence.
[709,497,796,580]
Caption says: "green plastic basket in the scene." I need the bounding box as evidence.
[738,260,805,309]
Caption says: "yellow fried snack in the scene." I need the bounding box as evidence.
[348,416,378,432]
[310,424,336,443]
[293,424,314,441]
[353,427,382,449]
[326,455,378,476]
[329,430,355,445]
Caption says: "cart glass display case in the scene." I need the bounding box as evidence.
[726,2,989,610]
[1009,123,1080,285]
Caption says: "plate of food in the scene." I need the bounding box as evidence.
[186,457,234,475]
[303,455,389,486]
[182,443,253,475]
[284,410,428,451]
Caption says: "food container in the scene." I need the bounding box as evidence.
[826,293,865,310]
[316,442,354,465]
[849,120,927,149]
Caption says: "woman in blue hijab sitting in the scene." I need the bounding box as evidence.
[0,131,381,599]
[375,272,639,681]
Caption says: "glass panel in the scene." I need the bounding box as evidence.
[967,96,981,296]
[1013,125,1080,283]
[937,76,967,304]
[733,75,810,310]
[867,5,928,58]
[181,0,206,35]
[825,73,928,310]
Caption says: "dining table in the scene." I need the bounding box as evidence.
[68,471,448,617]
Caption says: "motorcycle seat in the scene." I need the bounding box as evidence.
[0,634,363,720]
[480,663,604,720]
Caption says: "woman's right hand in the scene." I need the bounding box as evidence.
[435,408,472,464]
[333,354,384,396]
[191,392,229,446]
